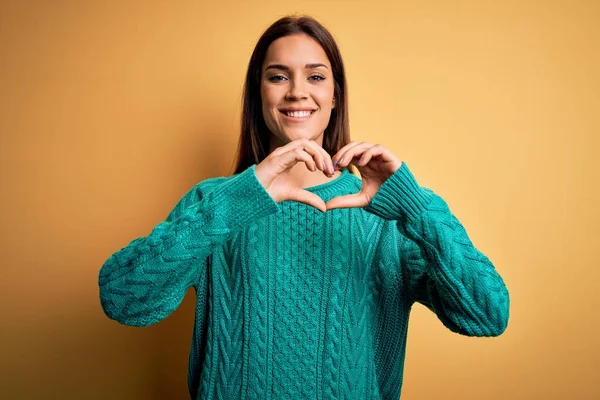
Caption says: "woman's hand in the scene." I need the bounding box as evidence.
[325,141,403,210]
[255,138,336,213]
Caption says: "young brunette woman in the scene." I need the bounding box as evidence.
[99,14,510,400]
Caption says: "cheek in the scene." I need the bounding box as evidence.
[259,92,273,117]
[260,92,278,115]
[259,96,280,131]
[316,89,335,109]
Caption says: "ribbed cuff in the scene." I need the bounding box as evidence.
[203,164,280,232]
[363,162,434,221]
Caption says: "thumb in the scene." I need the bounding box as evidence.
[325,193,369,210]
[287,189,327,213]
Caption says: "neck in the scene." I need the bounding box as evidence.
[286,163,343,189]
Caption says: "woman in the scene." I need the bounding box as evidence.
[99,14,510,400]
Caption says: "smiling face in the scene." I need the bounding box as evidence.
[260,33,336,152]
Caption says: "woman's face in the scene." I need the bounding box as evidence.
[260,33,336,151]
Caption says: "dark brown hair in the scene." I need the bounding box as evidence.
[231,14,353,175]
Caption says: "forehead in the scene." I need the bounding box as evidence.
[263,34,331,68]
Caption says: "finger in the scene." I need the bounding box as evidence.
[294,148,318,172]
[325,193,370,210]
[302,139,333,175]
[317,142,335,175]
[322,147,335,176]
[357,144,384,166]
[302,139,335,175]
[271,138,313,159]
[291,138,334,176]
[336,142,374,168]
[279,147,317,172]
[288,188,327,213]
[332,141,360,165]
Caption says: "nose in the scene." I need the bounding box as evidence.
[285,77,308,100]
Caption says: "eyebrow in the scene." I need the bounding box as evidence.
[264,63,329,71]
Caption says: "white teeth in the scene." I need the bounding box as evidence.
[286,111,313,117]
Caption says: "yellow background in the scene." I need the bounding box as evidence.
[1,1,598,399]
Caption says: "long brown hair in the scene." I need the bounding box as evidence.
[231,14,353,175]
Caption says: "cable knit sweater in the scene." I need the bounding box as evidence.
[98,162,510,400]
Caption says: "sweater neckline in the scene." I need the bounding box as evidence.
[303,167,355,197]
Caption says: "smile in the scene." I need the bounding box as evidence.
[279,110,315,121]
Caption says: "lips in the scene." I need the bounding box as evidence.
[279,109,315,121]
[280,109,315,117]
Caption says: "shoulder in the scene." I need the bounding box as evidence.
[165,174,231,222]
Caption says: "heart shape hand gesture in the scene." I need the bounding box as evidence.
[325,141,402,210]
[255,139,402,212]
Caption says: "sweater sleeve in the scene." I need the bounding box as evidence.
[364,162,510,337]
[98,164,280,327]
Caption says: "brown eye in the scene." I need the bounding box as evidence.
[268,75,286,82]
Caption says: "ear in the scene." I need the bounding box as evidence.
[332,96,336,109]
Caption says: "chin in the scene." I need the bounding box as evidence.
[269,123,325,145]
[288,131,322,142]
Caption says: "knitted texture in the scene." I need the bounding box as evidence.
[98,162,510,400]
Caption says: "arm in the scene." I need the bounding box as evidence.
[364,163,510,337]
[98,164,279,327]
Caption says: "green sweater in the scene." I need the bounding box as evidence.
[98,162,510,400]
